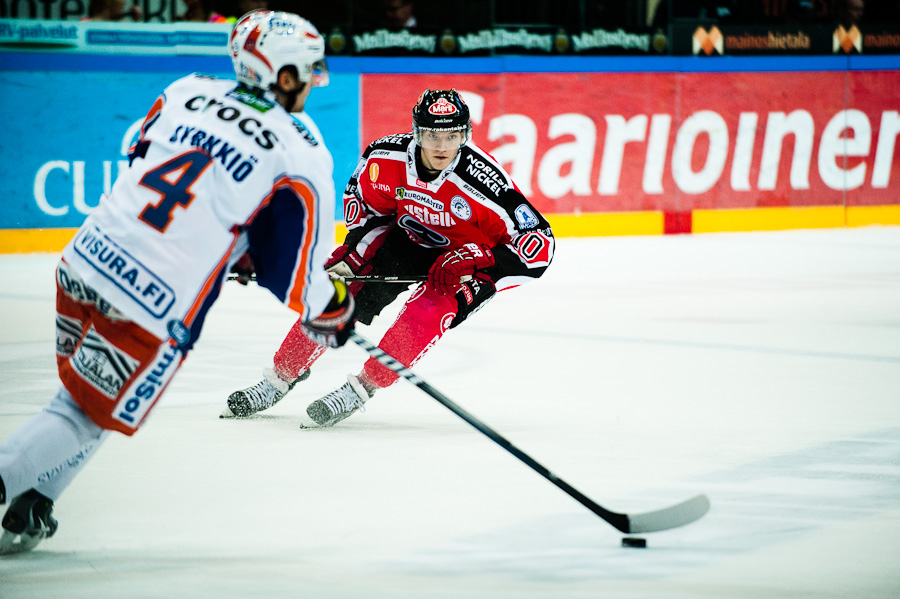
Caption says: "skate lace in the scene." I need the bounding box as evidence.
[244,380,279,411]
[321,384,366,416]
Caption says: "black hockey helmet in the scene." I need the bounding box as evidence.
[412,89,472,147]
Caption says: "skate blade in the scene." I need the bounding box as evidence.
[297,411,333,429]
[298,411,354,429]
[297,417,322,429]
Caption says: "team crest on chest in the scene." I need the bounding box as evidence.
[450,196,471,220]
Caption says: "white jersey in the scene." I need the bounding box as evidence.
[62,74,336,348]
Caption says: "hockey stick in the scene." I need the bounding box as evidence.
[349,330,710,534]
[227,274,425,284]
[341,275,426,283]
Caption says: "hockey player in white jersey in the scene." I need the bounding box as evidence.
[0,10,354,555]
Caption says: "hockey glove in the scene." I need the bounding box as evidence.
[301,278,356,348]
[428,243,495,297]
[230,253,255,285]
[325,244,373,279]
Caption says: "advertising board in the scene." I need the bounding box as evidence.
[1,48,897,250]
[362,70,900,230]
[0,61,360,238]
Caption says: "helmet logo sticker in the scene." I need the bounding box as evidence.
[244,24,272,70]
[428,98,458,116]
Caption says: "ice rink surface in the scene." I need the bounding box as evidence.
[1,227,898,598]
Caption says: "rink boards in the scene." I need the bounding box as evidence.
[1,52,898,252]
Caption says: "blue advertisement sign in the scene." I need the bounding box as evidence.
[0,57,360,229]
[0,19,232,55]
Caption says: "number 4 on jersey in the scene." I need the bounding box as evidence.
[138,150,212,232]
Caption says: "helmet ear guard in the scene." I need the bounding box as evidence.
[412,89,472,148]
[230,10,329,93]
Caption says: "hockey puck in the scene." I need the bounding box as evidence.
[621,537,647,548]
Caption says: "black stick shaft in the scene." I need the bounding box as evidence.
[348,331,631,532]
[343,275,426,283]
[227,274,424,284]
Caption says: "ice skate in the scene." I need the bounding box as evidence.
[0,489,58,555]
[300,374,372,428]
[221,368,310,418]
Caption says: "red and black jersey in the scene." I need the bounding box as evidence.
[342,133,554,291]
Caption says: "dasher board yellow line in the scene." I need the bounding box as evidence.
[2,205,899,253]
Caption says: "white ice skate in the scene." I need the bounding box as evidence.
[299,374,372,428]
[0,489,58,555]
[220,369,309,419]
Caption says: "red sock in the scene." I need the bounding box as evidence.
[361,286,458,388]
[272,317,328,381]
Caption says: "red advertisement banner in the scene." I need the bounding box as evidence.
[361,72,900,215]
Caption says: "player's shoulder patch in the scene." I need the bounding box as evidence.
[514,203,540,229]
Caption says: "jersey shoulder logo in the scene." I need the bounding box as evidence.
[514,203,539,229]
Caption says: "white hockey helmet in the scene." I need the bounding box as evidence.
[230,10,329,92]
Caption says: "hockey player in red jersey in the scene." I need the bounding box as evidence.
[0,10,354,555]
[223,88,555,427]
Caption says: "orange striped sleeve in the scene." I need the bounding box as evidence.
[278,177,319,317]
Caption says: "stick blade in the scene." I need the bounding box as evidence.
[626,494,710,533]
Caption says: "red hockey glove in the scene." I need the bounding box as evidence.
[324,244,373,279]
[230,253,254,285]
[301,279,356,348]
[428,243,495,297]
